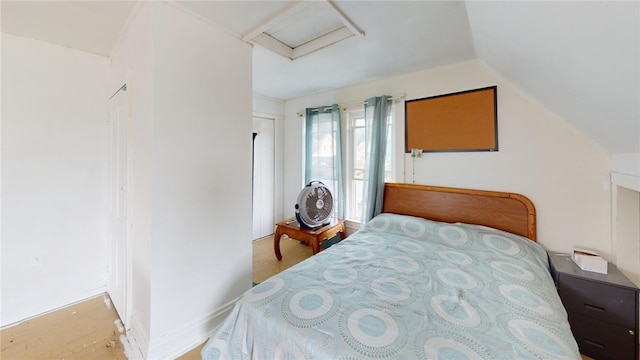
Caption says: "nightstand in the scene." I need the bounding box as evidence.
[548,252,639,360]
[273,217,346,260]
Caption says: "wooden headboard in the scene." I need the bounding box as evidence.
[381,183,537,241]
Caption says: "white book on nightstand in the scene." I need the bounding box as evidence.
[571,248,608,274]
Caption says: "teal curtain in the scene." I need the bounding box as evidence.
[304,104,345,219]
[361,96,392,224]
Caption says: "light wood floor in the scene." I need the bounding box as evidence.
[252,234,313,283]
[0,235,311,359]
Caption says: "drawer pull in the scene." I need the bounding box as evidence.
[630,330,636,336]
[584,339,605,349]
[584,304,605,313]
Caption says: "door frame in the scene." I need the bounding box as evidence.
[106,82,132,328]
[252,116,276,239]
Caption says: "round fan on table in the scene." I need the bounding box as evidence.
[295,181,334,230]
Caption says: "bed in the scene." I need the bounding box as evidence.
[202,183,580,359]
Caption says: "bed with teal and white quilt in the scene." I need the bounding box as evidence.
[202,213,580,359]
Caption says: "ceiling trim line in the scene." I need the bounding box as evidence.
[241,0,364,61]
[325,0,364,37]
[161,0,243,40]
[241,0,302,42]
[292,26,354,59]
[109,1,145,58]
[252,34,294,59]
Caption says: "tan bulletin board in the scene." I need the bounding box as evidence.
[405,86,498,152]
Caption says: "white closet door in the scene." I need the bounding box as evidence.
[106,86,129,326]
[252,117,275,240]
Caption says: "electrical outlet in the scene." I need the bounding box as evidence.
[30,255,43,268]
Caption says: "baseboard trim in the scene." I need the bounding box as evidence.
[0,286,107,328]
[126,315,149,359]
[146,298,239,360]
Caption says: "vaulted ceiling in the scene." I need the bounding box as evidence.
[2,1,638,154]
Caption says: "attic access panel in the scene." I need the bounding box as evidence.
[243,0,364,60]
[405,86,498,152]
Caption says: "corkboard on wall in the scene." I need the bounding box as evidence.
[405,86,497,152]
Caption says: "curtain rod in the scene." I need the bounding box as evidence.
[297,93,405,117]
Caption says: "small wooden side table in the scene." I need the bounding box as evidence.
[274,217,346,260]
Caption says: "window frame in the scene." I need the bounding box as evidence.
[343,105,396,223]
[344,107,365,222]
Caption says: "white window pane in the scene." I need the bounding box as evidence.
[353,179,364,220]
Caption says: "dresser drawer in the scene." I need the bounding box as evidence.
[558,274,637,328]
[568,312,637,360]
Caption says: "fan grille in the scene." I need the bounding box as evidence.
[297,183,333,228]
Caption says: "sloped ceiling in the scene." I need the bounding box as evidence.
[1,1,135,57]
[1,1,638,154]
[466,1,639,154]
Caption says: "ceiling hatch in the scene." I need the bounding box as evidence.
[242,0,364,60]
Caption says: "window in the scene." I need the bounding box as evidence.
[345,106,395,222]
[308,115,338,183]
[305,106,344,219]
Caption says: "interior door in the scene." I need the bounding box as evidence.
[106,85,129,325]
[252,117,275,240]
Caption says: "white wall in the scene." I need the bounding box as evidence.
[612,153,640,177]
[254,95,284,118]
[110,3,253,358]
[284,60,612,256]
[1,34,109,326]
[149,3,253,358]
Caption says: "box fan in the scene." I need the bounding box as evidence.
[295,181,333,230]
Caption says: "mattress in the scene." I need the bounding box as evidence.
[202,213,580,359]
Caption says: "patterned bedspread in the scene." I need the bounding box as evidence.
[202,213,580,359]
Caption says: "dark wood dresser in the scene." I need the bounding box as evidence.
[548,252,639,360]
